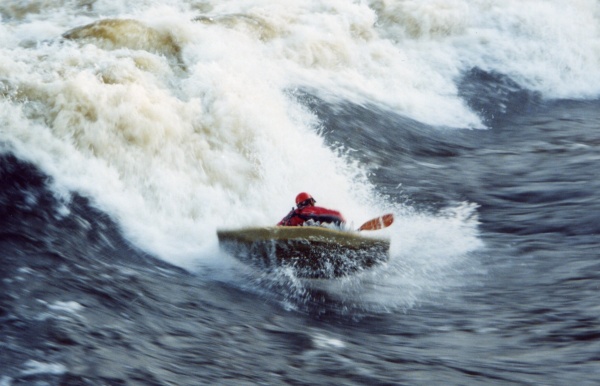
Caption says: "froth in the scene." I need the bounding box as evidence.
[192,0,600,127]
[3,0,596,270]
[1,14,380,267]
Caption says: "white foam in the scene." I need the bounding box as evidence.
[0,376,12,386]
[47,301,84,314]
[297,202,484,312]
[21,360,67,376]
[312,333,346,349]
[2,0,596,273]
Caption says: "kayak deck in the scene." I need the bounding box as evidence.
[217,226,390,279]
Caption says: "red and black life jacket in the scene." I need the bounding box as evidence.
[277,206,345,227]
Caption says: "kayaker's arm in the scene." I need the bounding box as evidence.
[277,208,297,226]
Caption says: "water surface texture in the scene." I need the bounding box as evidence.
[1,1,599,385]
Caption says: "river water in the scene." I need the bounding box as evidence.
[1,1,599,385]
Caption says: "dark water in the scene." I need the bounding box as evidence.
[2,74,600,385]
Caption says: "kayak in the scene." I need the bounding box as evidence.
[217,226,390,279]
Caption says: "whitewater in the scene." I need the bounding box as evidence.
[2,0,600,384]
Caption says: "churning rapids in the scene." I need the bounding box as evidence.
[2,1,600,385]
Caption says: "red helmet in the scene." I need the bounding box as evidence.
[295,192,315,207]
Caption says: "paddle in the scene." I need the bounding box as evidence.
[357,213,394,231]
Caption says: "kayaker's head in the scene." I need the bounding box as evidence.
[295,192,316,208]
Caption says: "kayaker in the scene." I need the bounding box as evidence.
[277,192,346,227]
